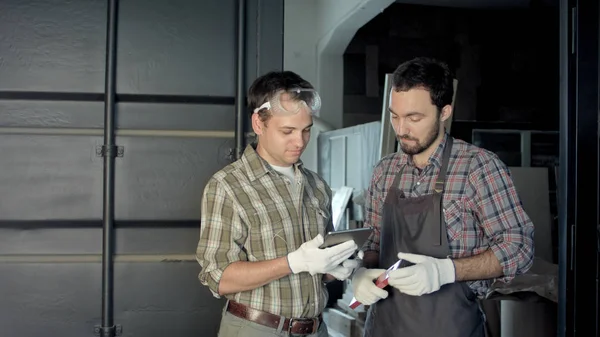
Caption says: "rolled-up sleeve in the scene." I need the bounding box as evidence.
[362,162,384,253]
[196,178,247,298]
[469,156,535,283]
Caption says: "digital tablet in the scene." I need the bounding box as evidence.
[319,227,374,249]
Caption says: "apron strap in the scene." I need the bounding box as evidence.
[433,136,453,246]
[434,136,454,193]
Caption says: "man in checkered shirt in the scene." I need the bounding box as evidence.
[196,71,359,337]
[351,57,535,337]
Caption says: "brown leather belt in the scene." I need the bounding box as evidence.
[226,301,322,335]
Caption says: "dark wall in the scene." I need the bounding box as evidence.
[0,1,283,336]
[343,3,559,133]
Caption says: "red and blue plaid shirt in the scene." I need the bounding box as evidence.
[363,133,535,296]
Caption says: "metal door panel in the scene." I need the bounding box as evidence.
[0,264,102,336]
[0,225,198,255]
[116,103,235,131]
[114,226,200,254]
[0,0,283,335]
[0,0,107,93]
[0,262,222,336]
[0,101,104,128]
[113,262,224,337]
[116,0,236,97]
[114,136,235,220]
[0,134,104,220]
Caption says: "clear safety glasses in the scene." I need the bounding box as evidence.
[253,88,321,116]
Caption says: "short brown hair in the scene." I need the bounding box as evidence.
[392,57,454,112]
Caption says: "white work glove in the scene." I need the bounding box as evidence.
[351,267,389,305]
[327,259,359,280]
[327,250,365,280]
[287,234,357,276]
[387,252,455,296]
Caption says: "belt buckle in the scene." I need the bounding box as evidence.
[287,317,319,335]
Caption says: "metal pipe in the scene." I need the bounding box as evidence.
[101,0,119,335]
[235,0,247,160]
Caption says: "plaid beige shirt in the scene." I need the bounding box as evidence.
[196,144,333,318]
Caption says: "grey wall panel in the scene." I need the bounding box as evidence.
[244,0,284,88]
[0,0,284,335]
[114,137,234,220]
[0,264,101,337]
[255,0,285,76]
[0,101,104,128]
[0,227,102,255]
[0,0,106,92]
[0,226,199,255]
[245,0,260,84]
[116,0,236,97]
[117,103,235,131]
[115,226,199,254]
[0,262,223,337]
[0,135,103,220]
[113,262,224,337]
[0,101,235,130]
[243,0,284,133]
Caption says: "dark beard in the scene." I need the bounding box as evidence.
[398,120,440,155]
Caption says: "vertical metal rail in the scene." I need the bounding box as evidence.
[559,1,600,335]
[235,0,247,160]
[96,0,120,336]
[557,0,572,335]
[571,0,600,334]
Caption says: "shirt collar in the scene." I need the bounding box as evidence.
[241,143,304,182]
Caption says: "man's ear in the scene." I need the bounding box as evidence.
[440,104,452,123]
[251,112,264,135]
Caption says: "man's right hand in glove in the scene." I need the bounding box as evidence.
[287,234,357,275]
[351,267,389,305]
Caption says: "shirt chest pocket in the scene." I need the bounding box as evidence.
[443,200,466,243]
[247,203,293,261]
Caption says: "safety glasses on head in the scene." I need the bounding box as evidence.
[253,88,321,116]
